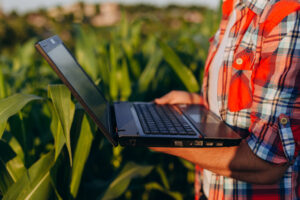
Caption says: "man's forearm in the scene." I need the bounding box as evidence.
[150,140,288,184]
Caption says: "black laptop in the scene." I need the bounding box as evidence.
[35,35,242,147]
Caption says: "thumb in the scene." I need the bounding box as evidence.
[154,97,167,104]
[154,95,171,104]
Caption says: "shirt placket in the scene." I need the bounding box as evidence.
[219,8,246,119]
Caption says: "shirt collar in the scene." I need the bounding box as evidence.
[223,0,269,17]
[240,0,269,15]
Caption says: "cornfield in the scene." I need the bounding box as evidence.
[0,3,220,200]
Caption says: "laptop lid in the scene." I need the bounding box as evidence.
[35,35,118,146]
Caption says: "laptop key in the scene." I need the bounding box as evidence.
[187,131,196,135]
[168,127,177,133]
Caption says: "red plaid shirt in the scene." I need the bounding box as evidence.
[195,0,300,199]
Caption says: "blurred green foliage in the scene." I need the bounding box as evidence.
[0,3,220,200]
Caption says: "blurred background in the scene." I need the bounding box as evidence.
[2,0,219,13]
[0,0,221,199]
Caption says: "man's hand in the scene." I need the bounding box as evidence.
[155,90,204,105]
[152,90,288,185]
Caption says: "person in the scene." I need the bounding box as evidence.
[151,0,300,199]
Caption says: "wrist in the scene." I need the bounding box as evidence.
[190,93,203,104]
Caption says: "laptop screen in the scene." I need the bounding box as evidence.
[47,43,110,134]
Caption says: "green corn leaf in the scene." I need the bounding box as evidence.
[0,162,14,195]
[145,182,183,200]
[6,156,26,183]
[119,59,132,101]
[0,94,42,123]
[75,27,98,81]
[179,158,194,171]
[101,162,153,200]
[156,166,170,190]
[142,35,157,56]
[49,150,70,200]
[120,12,129,39]
[70,106,85,152]
[0,140,17,164]
[48,102,65,161]
[109,44,119,101]
[138,49,163,94]
[0,122,6,139]
[8,136,24,164]
[5,137,26,183]
[0,68,7,98]
[122,41,141,78]
[96,46,110,87]
[48,85,75,166]
[130,21,142,48]
[0,94,42,138]
[0,146,15,189]
[13,39,36,72]
[70,115,94,198]
[19,39,36,68]
[49,151,71,200]
[9,113,31,168]
[159,41,200,92]
[0,140,16,194]
[3,151,54,200]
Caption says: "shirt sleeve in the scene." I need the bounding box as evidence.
[246,11,300,165]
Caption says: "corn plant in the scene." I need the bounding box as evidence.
[0,4,220,199]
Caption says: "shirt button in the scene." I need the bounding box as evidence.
[236,58,243,65]
[280,117,288,125]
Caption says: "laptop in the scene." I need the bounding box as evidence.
[35,35,242,147]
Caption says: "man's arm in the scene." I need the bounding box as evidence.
[150,140,288,185]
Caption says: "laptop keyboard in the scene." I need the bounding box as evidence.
[134,104,196,135]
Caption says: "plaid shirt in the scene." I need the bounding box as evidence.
[195,0,300,199]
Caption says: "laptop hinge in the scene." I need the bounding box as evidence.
[109,104,118,143]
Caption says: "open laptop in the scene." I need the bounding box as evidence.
[35,35,242,147]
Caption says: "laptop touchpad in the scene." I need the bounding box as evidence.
[189,114,201,123]
[179,104,240,139]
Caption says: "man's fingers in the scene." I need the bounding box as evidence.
[155,93,173,104]
[154,97,167,104]
[149,147,186,157]
[149,147,172,153]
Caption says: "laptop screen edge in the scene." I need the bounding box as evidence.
[35,35,118,146]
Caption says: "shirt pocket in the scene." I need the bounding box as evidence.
[228,48,255,111]
[232,48,255,70]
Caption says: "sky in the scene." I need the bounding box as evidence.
[1,0,220,13]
